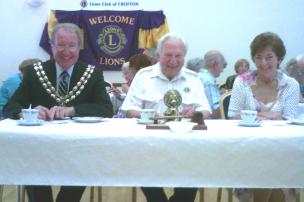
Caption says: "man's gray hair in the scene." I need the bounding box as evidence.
[203,50,226,67]
[50,23,82,46]
[156,32,188,55]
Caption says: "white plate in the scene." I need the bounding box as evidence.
[288,119,304,125]
[137,119,154,124]
[18,119,43,126]
[238,120,261,127]
[72,117,104,123]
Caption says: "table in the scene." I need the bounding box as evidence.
[0,118,303,188]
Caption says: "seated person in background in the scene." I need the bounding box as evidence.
[225,58,250,90]
[186,57,204,73]
[198,50,227,119]
[219,83,229,94]
[3,23,113,202]
[112,49,156,103]
[0,58,41,116]
[283,58,297,74]
[129,53,152,72]
[111,61,131,102]
[112,54,151,117]
[121,61,132,94]
[228,32,299,202]
[143,47,158,64]
[112,54,152,101]
[284,55,304,102]
[108,62,131,113]
[121,32,211,202]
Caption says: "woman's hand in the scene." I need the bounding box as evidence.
[257,111,282,120]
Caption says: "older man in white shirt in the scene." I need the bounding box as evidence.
[121,33,210,120]
[121,32,211,202]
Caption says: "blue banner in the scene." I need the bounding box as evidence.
[40,10,169,71]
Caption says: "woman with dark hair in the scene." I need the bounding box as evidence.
[128,53,152,76]
[229,32,299,120]
[228,32,299,202]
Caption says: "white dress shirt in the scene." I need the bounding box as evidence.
[121,63,211,115]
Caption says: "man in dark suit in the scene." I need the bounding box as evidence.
[3,23,113,202]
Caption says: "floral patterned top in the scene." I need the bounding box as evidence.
[228,69,300,119]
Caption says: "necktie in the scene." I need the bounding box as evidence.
[58,71,69,97]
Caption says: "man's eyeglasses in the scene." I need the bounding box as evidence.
[53,44,79,52]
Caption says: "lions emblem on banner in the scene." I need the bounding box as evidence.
[97,25,127,57]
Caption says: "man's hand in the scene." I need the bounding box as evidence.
[180,107,194,117]
[126,109,140,118]
[35,105,52,121]
[49,106,75,120]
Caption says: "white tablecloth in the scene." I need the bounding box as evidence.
[0,118,303,188]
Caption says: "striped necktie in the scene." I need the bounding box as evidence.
[58,71,69,96]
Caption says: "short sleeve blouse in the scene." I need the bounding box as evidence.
[228,70,300,119]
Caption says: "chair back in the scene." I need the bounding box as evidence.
[219,91,231,119]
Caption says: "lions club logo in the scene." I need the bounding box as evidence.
[97,25,127,57]
[80,0,88,8]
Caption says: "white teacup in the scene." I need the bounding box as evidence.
[140,109,156,123]
[240,110,257,123]
[22,109,39,123]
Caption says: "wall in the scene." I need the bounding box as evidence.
[0,0,304,84]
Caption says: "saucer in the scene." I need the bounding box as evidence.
[288,119,304,125]
[238,120,261,127]
[137,119,154,124]
[18,119,43,126]
[72,117,104,123]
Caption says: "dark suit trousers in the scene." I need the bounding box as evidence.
[26,185,85,202]
[141,187,197,202]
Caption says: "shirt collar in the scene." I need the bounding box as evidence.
[200,68,216,83]
[150,63,186,81]
[55,63,74,79]
[201,67,215,77]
